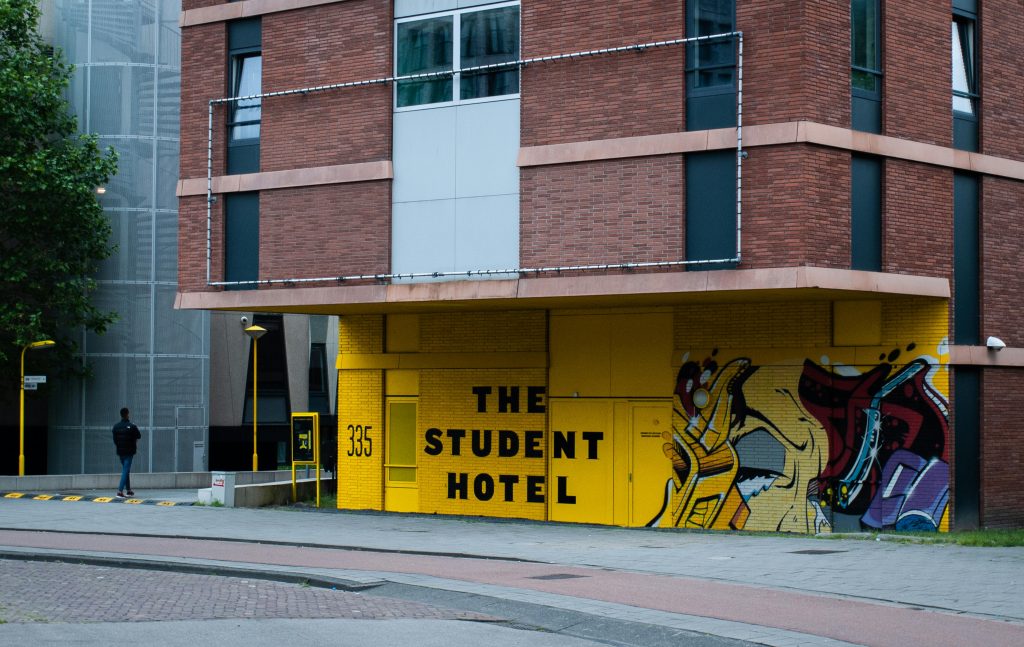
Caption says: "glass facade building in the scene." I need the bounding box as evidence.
[42,0,209,474]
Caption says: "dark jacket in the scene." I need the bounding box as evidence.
[112,419,141,457]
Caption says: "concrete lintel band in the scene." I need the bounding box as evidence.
[175,266,950,313]
[517,121,1024,182]
[181,0,353,27]
[177,161,392,197]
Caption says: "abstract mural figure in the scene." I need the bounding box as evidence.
[652,352,830,533]
[799,355,949,530]
[651,347,950,533]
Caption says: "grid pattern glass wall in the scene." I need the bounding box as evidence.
[43,1,209,474]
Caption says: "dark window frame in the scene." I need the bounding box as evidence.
[394,2,521,109]
[685,0,737,98]
[228,49,263,141]
[952,11,979,120]
[851,0,882,100]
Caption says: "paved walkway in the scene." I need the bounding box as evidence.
[0,494,1022,646]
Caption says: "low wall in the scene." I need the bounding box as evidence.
[232,478,321,507]
[0,470,301,492]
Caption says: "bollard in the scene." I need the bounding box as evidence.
[211,471,236,507]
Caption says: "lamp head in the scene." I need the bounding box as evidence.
[244,325,267,340]
[28,340,56,350]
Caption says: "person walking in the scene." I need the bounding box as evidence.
[112,407,141,498]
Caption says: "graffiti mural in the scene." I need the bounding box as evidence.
[650,346,949,533]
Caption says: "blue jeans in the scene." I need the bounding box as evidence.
[118,454,134,493]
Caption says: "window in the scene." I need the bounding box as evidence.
[227,18,261,174]
[224,192,258,290]
[952,16,977,116]
[229,53,262,141]
[851,0,881,133]
[386,399,417,483]
[396,3,519,108]
[685,0,736,130]
[687,0,736,91]
[851,0,880,95]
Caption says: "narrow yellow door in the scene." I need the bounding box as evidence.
[549,399,614,524]
[629,402,674,527]
[384,398,419,512]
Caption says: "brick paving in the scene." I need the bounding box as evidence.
[0,559,496,624]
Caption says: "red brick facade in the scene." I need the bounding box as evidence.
[883,1,951,147]
[883,161,953,278]
[260,183,390,281]
[521,1,684,146]
[520,157,684,268]
[179,1,1024,528]
[738,0,849,128]
[741,145,850,268]
[982,369,1024,529]
[261,3,392,171]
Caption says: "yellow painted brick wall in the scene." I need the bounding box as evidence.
[420,311,546,353]
[419,368,549,520]
[337,316,384,510]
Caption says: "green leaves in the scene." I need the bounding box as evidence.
[0,0,118,369]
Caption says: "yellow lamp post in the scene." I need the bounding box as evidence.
[244,325,267,472]
[20,340,55,476]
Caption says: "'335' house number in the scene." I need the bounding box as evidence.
[346,424,373,457]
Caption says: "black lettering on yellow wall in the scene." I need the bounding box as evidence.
[498,386,520,413]
[527,386,546,413]
[448,472,468,499]
[582,431,603,459]
[498,430,519,457]
[524,431,543,458]
[553,430,574,459]
[447,428,466,455]
[346,424,373,457]
[471,429,492,457]
[424,428,443,455]
[526,475,545,503]
[557,476,576,504]
[472,386,492,412]
[474,474,495,500]
[499,474,519,501]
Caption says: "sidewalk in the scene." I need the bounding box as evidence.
[1,494,1022,646]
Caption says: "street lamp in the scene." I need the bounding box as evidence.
[20,340,55,476]
[244,325,267,472]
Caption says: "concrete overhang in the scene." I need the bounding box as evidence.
[175,266,949,316]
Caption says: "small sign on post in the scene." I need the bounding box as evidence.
[24,375,47,384]
[23,383,37,391]
[290,412,320,507]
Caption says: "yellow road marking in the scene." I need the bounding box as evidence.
[156,501,177,506]
[125,499,144,504]
[93,497,113,503]
[62,495,83,501]
[33,495,54,500]
[4,493,25,499]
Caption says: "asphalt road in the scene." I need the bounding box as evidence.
[0,558,611,647]
[0,494,1022,647]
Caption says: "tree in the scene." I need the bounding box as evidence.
[0,0,118,375]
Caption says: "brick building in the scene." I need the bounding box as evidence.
[177,0,1023,531]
